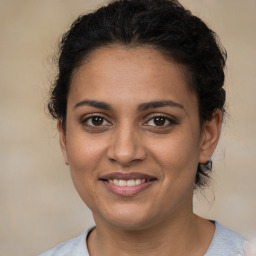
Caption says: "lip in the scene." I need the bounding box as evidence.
[99,172,157,196]
[100,172,156,181]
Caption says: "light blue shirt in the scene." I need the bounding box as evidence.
[38,221,245,256]
[205,221,245,255]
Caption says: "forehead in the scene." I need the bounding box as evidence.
[69,45,197,111]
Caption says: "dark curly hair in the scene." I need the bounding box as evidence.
[48,0,227,188]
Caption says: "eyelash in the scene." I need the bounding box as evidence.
[144,114,179,128]
[80,113,179,131]
[80,114,112,129]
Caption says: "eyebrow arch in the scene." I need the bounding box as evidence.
[74,100,112,111]
[137,100,184,112]
[74,99,184,112]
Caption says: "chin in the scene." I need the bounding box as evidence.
[93,204,159,231]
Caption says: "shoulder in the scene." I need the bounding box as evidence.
[205,221,246,256]
[37,227,94,256]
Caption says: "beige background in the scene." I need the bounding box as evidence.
[0,0,255,255]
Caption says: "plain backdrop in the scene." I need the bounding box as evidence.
[0,0,255,255]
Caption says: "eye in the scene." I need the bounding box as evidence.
[88,116,105,126]
[149,116,168,126]
[81,115,111,128]
[145,115,178,128]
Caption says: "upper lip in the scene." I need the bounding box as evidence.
[99,172,157,181]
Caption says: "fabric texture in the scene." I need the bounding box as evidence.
[205,221,245,256]
[38,221,245,256]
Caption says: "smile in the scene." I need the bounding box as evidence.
[108,178,146,186]
[99,173,157,196]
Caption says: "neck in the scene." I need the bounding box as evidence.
[87,213,215,256]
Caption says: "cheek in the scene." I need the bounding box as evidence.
[65,134,107,195]
[149,129,201,178]
[66,133,105,168]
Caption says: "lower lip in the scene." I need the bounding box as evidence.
[101,180,156,196]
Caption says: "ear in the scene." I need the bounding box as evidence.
[57,120,69,165]
[199,110,222,164]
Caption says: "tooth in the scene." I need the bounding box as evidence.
[119,180,127,186]
[127,179,135,186]
[135,179,142,185]
[113,179,119,185]
[111,178,147,186]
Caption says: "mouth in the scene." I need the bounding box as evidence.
[99,172,157,196]
[107,178,147,186]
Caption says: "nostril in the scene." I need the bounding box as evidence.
[105,128,147,165]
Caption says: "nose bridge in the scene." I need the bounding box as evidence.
[107,121,146,165]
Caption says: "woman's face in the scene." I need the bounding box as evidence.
[59,46,220,229]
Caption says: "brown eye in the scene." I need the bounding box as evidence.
[145,115,179,128]
[91,116,104,126]
[82,115,111,128]
[153,116,166,126]
[80,114,112,132]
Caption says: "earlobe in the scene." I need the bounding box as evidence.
[57,120,69,165]
[199,110,222,164]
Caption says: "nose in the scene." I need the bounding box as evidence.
[106,124,147,166]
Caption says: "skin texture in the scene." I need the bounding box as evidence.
[58,45,222,256]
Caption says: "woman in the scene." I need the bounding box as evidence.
[39,0,246,255]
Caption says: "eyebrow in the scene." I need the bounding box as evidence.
[137,100,184,112]
[74,100,112,111]
[73,99,184,112]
